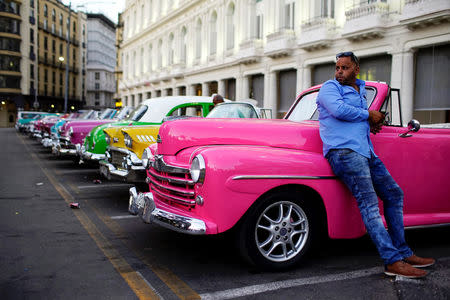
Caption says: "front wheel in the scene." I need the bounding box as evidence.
[237,191,317,270]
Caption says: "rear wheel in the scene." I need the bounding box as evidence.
[237,191,317,270]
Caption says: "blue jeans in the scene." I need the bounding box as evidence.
[326,149,413,265]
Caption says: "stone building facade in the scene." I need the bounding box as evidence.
[118,0,449,124]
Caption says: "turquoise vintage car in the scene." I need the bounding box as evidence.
[15,111,52,132]
[80,96,216,164]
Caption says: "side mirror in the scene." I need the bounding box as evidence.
[399,119,420,138]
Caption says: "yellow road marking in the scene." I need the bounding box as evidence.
[67,182,81,194]
[19,134,160,300]
[91,204,201,300]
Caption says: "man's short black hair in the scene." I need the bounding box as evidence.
[213,94,224,102]
[336,51,359,66]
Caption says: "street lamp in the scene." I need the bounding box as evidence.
[63,2,71,113]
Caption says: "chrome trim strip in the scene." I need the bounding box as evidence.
[151,186,195,205]
[152,155,189,174]
[405,223,450,230]
[149,178,195,196]
[148,171,194,186]
[232,175,338,180]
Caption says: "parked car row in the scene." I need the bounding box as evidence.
[17,87,450,270]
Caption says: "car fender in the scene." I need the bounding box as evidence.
[192,145,365,238]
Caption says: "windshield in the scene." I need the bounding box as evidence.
[99,108,117,119]
[21,113,41,119]
[207,103,259,118]
[115,107,133,120]
[286,87,376,122]
[79,110,95,119]
[126,105,148,121]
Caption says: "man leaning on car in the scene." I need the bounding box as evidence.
[316,51,435,279]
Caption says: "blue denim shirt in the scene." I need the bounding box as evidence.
[316,79,375,158]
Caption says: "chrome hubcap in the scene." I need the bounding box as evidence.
[255,201,309,262]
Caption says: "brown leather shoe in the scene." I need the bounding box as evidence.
[384,261,427,278]
[403,254,435,268]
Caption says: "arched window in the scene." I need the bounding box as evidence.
[125,54,129,79]
[181,27,187,63]
[226,3,235,50]
[284,0,295,29]
[195,19,202,59]
[148,44,153,72]
[140,47,144,74]
[168,33,174,65]
[133,10,137,33]
[209,11,217,55]
[149,0,153,22]
[256,1,264,39]
[44,4,48,17]
[133,51,137,77]
[141,4,144,29]
[157,39,162,68]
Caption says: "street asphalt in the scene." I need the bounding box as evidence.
[0,128,449,300]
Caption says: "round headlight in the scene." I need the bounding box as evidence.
[141,147,154,169]
[124,133,132,148]
[190,154,205,183]
[104,133,111,145]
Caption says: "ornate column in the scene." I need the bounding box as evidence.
[391,50,415,125]
[202,82,210,96]
[218,79,226,96]
[303,66,312,91]
[264,71,278,116]
[173,86,180,96]
[188,84,196,96]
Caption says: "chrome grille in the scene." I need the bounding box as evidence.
[59,137,75,149]
[149,155,195,208]
[110,149,127,169]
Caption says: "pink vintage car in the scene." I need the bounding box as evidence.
[129,82,450,270]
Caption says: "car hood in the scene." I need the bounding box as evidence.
[157,118,323,155]
[66,119,113,127]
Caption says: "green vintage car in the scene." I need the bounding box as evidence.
[79,96,216,164]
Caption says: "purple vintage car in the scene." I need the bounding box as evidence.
[52,107,132,157]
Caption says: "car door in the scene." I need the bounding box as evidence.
[371,89,450,227]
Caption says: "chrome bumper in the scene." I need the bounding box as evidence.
[128,187,206,235]
[79,146,106,162]
[52,143,79,156]
[99,159,146,182]
[41,137,57,148]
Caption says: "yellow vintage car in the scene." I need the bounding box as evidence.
[100,100,271,184]
[99,96,216,182]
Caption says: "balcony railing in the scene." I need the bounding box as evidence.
[298,17,336,51]
[400,0,450,29]
[342,1,389,40]
[345,1,389,21]
[237,39,263,64]
[264,29,295,58]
